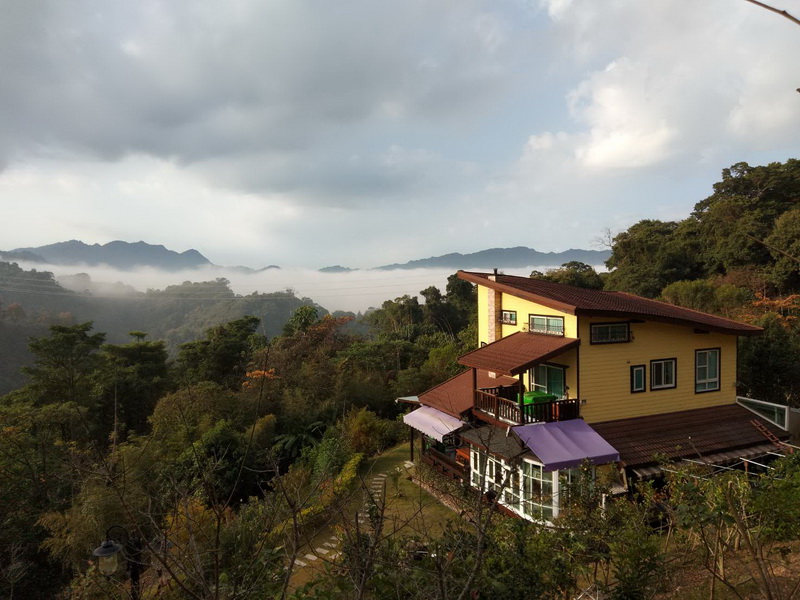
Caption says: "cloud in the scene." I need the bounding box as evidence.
[483,0,800,249]
[0,1,518,201]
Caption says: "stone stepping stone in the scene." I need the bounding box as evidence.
[375,473,387,479]
[316,548,330,555]
[304,554,319,562]
[294,559,307,568]
[329,552,340,560]
[323,542,337,548]
[404,461,414,468]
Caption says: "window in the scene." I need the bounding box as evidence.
[651,358,676,390]
[521,461,554,521]
[590,322,630,344]
[530,364,566,398]
[529,315,564,336]
[696,348,720,393]
[500,310,517,325]
[630,365,645,393]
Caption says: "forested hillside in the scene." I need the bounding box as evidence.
[601,159,800,405]
[0,274,477,599]
[0,264,325,394]
[2,160,800,599]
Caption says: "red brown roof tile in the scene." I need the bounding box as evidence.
[419,369,517,418]
[458,331,579,376]
[458,271,762,336]
[592,404,789,469]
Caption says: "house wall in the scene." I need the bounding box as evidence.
[478,288,578,344]
[578,317,738,423]
[475,284,740,423]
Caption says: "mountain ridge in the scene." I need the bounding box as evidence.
[4,240,610,272]
[374,246,610,270]
[11,240,212,272]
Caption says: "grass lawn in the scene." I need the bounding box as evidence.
[287,442,460,590]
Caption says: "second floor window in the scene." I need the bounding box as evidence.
[591,322,630,344]
[529,315,564,336]
[500,310,517,325]
[530,364,566,398]
[696,348,720,393]
[651,358,676,390]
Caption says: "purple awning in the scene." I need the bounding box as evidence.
[403,406,465,442]
[513,420,619,472]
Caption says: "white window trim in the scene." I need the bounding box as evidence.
[590,322,630,344]
[695,348,720,393]
[529,315,565,336]
[651,358,676,390]
[500,310,517,325]
[631,364,646,393]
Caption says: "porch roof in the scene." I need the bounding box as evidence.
[419,369,518,418]
[403,405,465,442]
[513,419,620,472]
[458,332,579,376]
[592,403,790,470]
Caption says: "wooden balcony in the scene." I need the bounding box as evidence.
[421,448,466,481]
[474,390,580,425]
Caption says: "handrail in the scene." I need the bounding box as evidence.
[475,391,580,425]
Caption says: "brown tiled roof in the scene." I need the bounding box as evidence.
[592,404,789,469]
[458,331,579,376]
[458,271,762,336]
[419,369,517,418]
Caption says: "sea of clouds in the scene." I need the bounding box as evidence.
[15,262,598,314]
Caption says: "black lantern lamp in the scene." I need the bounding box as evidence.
[92,526,143,600]
[93,537,124,575]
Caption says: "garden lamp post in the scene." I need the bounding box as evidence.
[92,526,143,600]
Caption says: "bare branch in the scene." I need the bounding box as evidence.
[744,0,800,27]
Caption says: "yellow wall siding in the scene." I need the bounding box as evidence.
[494,291,578,338]
[578,318,738,423]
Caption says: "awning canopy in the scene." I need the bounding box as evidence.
[403,406,465,442]
[458,332,579,376]
[513,419,620,472]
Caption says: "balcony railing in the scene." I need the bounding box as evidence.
[421,448,465,481]
[475,390,580,425]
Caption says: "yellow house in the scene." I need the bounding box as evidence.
[402,270,791,522]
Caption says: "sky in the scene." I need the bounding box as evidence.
[1,0,798,271]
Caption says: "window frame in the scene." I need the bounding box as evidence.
[500,310,517,325]
[590,322,631,344]
[529,363,567,398]
[630,364,646,393]
[695,348,721,393]
[528,314,565,336]
[650,358,677,391]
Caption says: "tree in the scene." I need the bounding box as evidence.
[765,208,800,292]
[738,313,800,405]
[283,305,320,336]
[604,220,702,297]
[531,261,604,289]
[99,333,171,438]
[176,316,265,390]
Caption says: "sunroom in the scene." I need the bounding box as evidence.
[461,420,620,522]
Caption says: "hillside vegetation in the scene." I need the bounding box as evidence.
[1,159,799,599]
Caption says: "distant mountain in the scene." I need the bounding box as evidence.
[0,249,47,263]
[319,265,354,273]
[10,240,212,271]
[375,246,611,270]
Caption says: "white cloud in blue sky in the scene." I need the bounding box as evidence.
[0,0,798,268]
